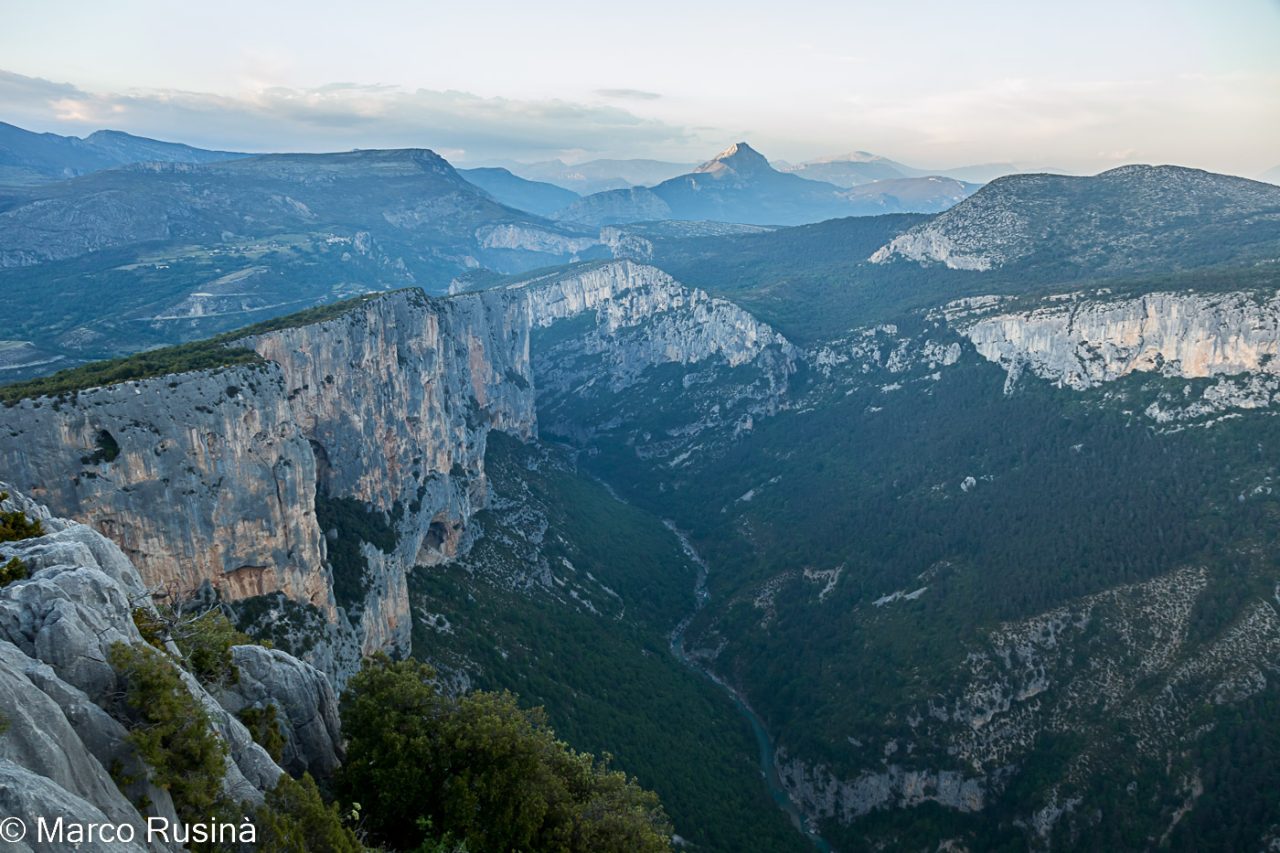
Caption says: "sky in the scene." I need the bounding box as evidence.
[1,0,1277,176]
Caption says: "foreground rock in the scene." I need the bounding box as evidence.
[0,484,336,846]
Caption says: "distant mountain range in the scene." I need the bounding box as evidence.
[0,147,611,373]
[489,157,696,194]
[0,120,589,220]
[926,161,1071,183]
[780,152,1071,186]
[838,175,979,213]
[457,166,581,216]
[780,151,929,186]
[1261,165,1280,186]
[552,142,980,226]
[0,121,247,185]
[0,148,593,271]
[492,150,1067,195]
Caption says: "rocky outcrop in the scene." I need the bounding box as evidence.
[599,226,655,260]
[776,754,985,822]
[0,484,319,847]
[517,261,796,388]
[475,223,599,256]
[956,290,1280,390]
[218,645,343,780]
[0,757,153,853]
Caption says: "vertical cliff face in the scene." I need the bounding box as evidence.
[0,364,329,613]
[516,260,795,387]
[0,287,538,675]
[240,287,537,659]
[0,261,793,681]
[518,261,798,461]
[956,290,1280,390]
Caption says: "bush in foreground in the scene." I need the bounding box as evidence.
[337,655,672,853]
[255,772,363,853]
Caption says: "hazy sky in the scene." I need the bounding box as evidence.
[1,0,1277,175]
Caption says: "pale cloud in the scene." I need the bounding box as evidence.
[0,70,703,162]
[2,62,1277,177]
[1,0,1276,175]
[815,72,1280,174]
[595,88,663,101]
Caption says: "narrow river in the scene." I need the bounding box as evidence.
[663,521,833,853]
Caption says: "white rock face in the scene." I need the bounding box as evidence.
[776,751,985,822]
[958,290,1280,390]
[218,645,343,780]
[474,223,599,255]
[598,226,655,260]
[869,228,1000,270]
[516,261,796,387]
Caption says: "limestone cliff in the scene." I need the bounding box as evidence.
[517,260,795,388]
[0,286,538,677]
[956,290,1280,390]
[474,223,599,257]
[0,364,327,611]
[522,262,798,463]
[0,261,794,682]
[242,286,537,663]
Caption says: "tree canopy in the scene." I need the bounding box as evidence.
[337,655,672,853]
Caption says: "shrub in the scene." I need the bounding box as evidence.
[108,642,229,822]
[177,609,250,688]
[314,495,400,612]
[239,704,286,764]
[131,607,168,649]
[130,603,251,688]
[254,773,363,853]
[0,492,44,543]
[0,555,28,587]
[337,655,672,853]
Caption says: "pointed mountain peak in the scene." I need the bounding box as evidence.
[695,141,772,175]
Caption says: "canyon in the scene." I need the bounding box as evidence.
[0,261,793,683]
